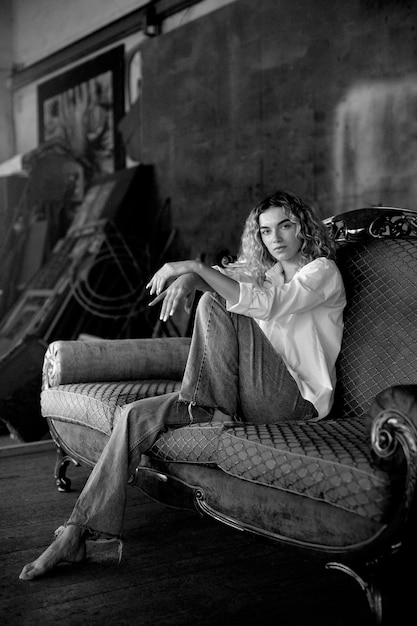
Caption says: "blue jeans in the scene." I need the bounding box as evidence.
[67,293,315,539]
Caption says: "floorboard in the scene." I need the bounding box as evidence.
[0,446,392,625]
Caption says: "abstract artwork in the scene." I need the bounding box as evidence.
[38,46,125,177]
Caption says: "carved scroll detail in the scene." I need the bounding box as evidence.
[372,408,417,522]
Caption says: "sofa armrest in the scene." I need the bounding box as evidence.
[42,337,191,388]
[369,384,417,532]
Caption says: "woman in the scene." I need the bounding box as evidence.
[19,190,346,580]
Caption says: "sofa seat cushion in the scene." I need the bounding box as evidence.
[144,460,384,549]
[150,422,226,465]
[41,380,181,435]
[43,379,396,527]
[216,419,393,524]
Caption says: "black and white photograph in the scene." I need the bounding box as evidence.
[0,2,416,625]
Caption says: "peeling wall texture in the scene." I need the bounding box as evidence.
[334,78,417,211]
[7,0,417,261]
[137,0,417,259]
[11,0,148,66]
[0,0,14,162]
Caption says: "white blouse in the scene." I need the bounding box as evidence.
[219,258,346,419]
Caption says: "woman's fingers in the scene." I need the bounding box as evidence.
[148,289,174,321]
[146,273,166,296]
[148,290,171,321]
[160,290,183,322]
[148,291,166,307]
[148,273,195,322]
[146,263,178,295]
[145,278,156,295]
[149,287,187,322]
[146,261,195,296]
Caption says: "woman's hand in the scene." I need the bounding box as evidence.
[148,273,197,322]
[146,261,197,296]
[147,260,240,320]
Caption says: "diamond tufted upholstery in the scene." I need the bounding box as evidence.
[215,420,387,522]
[42,380,181,436]
[149,417,391,524]
[41,208,417,621]
[42,227,416,531]
[147,235,417,530]
[335,238,417,419]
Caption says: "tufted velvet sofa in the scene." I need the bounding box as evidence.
[41,207,417,624]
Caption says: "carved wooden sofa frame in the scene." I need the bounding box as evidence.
[41,207,417,624]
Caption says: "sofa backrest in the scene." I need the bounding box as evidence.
[333,232,417,419]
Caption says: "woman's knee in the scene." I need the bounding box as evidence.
[198,291,216,307]
[196,291,226,315]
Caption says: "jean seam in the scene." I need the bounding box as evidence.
[191,293,215,405]
[129,424,162,454]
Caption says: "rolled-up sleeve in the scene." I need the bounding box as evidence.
[227,259,343,321]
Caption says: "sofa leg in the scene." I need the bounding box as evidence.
[326,560,382,624]
[54,445,80,493]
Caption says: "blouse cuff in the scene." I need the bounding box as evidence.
[226,283,253,314]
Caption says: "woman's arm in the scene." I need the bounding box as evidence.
[147,261,240,322]
[229,259,345,321]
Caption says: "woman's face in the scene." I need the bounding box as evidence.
[258,207,302,264]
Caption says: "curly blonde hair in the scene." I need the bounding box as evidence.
[237,191,335,284]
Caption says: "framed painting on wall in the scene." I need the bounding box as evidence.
[37,46,125,177]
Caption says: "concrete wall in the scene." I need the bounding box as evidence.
[139,0,417,260]
[7,0,417,263]
[10,0,234,159]
[0,0,14,162]
[11,0,148,67]
[9,0,151,157]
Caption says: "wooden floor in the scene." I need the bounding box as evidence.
[0,445,397,626]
